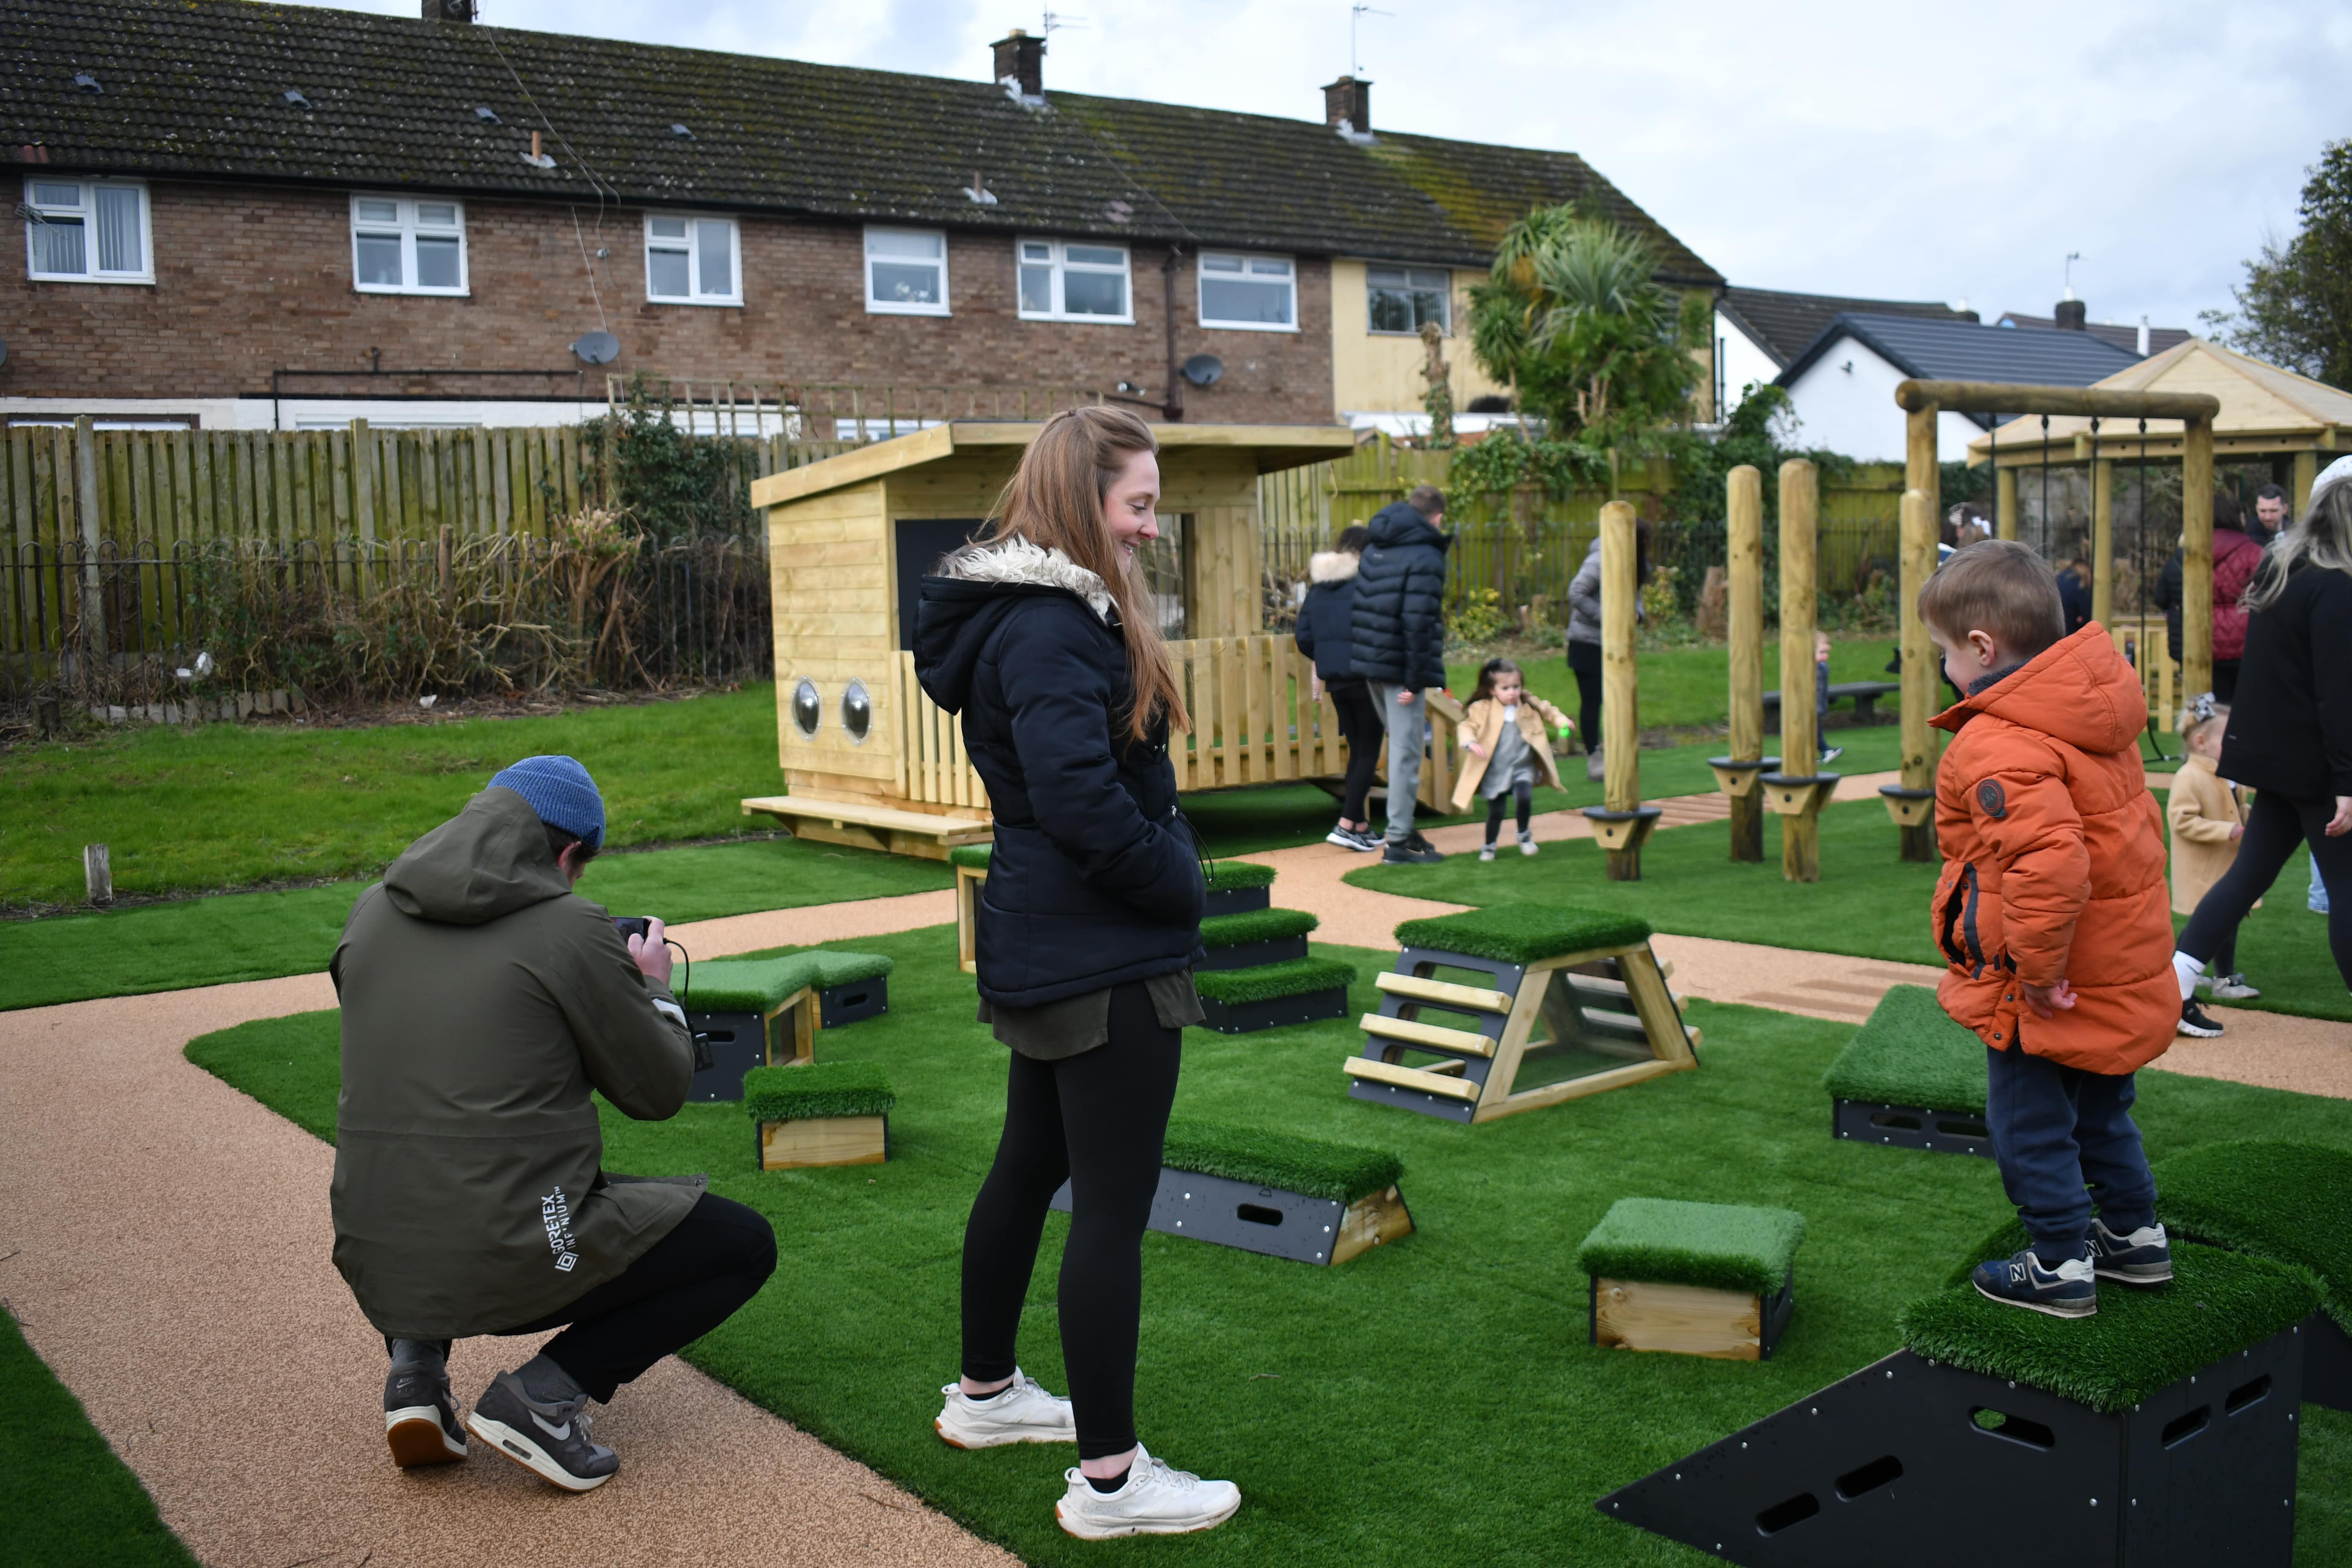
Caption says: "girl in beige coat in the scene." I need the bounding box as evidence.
[2168,696,2259,1013]
[1450,658,1572,860]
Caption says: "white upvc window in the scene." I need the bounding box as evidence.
[1017,238,1133,323]
[350,194,468,295]
[644,213,741,305]
[1198,251,1296,331]
[22,177,152,283]
[1367,263,1451,335]
[864,226,949,315]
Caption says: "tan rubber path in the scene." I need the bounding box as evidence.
[5,781,2344,1565]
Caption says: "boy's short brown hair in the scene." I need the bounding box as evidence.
[1917,538,2066,659]
[1407,484,1446,518]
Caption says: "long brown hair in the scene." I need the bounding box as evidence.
[982,406,1189,740]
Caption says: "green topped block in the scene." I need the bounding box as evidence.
[809,950,893,986]
[2154,1140,2352,1333]
[1902,1239,2321,1413]
[1161,1119,1401,1204]
[1200,907,1318,947]
[1203,860,1276,892]
[1576,1197,1806,1297]
[742,1061,896,1123]
[1822,985,1987,1115]
[1393,904,1651,966]
[948,843,993,870]
[685,950,893,1013]
[1192,956,1356,1006]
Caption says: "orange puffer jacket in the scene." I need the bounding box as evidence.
[1929,624,2177,1075]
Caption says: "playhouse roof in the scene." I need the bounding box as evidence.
[749,422,1360,509]
[1967,338,2352,462]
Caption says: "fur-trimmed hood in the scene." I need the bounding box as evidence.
[937,535,1113,623]
[1307,550,1360,584]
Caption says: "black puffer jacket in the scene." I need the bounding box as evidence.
[1349,502,1451,690]
[1292,550,1361,681]
[2218,558,2352,800]
[915,537,1205,1007]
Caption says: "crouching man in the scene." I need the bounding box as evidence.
[330,754,776,1492]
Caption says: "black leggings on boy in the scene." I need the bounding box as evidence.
[1325,675,1383,823]
[2178,791,2352,988]
[960,982,1182,1460]
[1484,779,1533,845]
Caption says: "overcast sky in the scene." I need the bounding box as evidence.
[312,0,2348,333]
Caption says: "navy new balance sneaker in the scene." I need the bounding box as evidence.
[1971,1245,2097,1318]
[2090,1217,2173,1284]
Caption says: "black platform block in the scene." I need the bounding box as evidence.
[1596,1329,2304,1567]
[1050,1167,1405,1265]
[1203,885,1272,917]
[1198,935,1310,972]
[2308,1312,2352,1411]
[1195,987,1350,1034]
[685,1009,765,1102]
[1346,1075,1477,1123]
[819,976,888,1026]
[1833,1097,1992,1157]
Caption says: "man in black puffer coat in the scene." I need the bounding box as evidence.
[1349,485,1451,863]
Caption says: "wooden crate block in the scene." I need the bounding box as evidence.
[758,1114,888,1170]
[1591,1274,1794,1362]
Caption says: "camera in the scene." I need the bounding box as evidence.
[613,916,653,942]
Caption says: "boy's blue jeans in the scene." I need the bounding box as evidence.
[1984,1044,2157,1259]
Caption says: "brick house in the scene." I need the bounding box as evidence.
[1,0,1720,433]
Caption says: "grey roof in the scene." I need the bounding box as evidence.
[1718,286,1975,368]
[1779,314,2145,408]
[1997,312,2192,358]
[0,0,1722,280]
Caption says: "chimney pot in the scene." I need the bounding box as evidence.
[993,30,1045,100]
[2054,298,2087,332]
[1323,75,1372,136]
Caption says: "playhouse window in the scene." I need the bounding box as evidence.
[645,214,741,305]
[23,177,151,283]
[1198,252,1295,331]
[841,679,873,743]
[351,195,467,294]
[865,227,950,315]
[1367,264,1449,335]
[1018,239,1132,322]
[790,678,822,738]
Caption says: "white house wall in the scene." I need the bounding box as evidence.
[1777,338,1981,462]
[1713,311,1783,416]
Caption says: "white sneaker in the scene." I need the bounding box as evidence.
[2209,974,2262,1001]
[1518,834,1539,857]
[936,1369,1076,1448]
[1478,845,1496,862]
[1055,1443,1241,1539]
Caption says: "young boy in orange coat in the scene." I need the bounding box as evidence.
[1922,541,2178,1318]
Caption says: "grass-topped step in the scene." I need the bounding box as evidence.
[744,1061,896,1171]
[687,949,892,1035]
[1204,858,1276,916]
[1191,956,1355,1034]
[1821,985,1990,1155]
[1198,906,1318,971]
[1393,904,1651,966]
[1577,1197,1805,1360]
[1163,1119,1400,1203]
[947,843,993,870]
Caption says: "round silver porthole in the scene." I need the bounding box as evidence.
[841,679,872,744]
[791,678,821,739]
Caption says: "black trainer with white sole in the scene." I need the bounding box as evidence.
[2178,997,2226,1038]
[384,1362,468,1468]
[465,1370,618,1492]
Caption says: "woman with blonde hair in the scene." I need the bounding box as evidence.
[913,406,1239,1539]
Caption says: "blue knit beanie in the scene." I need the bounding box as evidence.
[487,755,605,850]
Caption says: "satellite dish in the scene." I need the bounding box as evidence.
[1181,353,1224,388]
[571,330,621,365]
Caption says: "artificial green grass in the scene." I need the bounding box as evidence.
[743,1062,897,1122]
[1575,1197,1805,1296]
[684,950,894,1013]
[0,1306,198,1568]
[1394,903,1652,965]
[1192,956,1358,1005]
[1200,906,1319,947]
[1205,860,1278,891]
[947,843,992,869]
[185,1011,343,1142]
[2153,1140,2352,1332]
[1161,1119,1402,1203]
[1820,984,1987,1113]
[182,930,2352,1567]
[1445,636,1900,736]
[1900,1241,2322,1413]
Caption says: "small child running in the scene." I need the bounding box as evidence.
[2167,694,2258,1037]
[1449,658,1571,861]
[1921,541,2178,1319]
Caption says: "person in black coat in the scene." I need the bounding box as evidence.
[2175,456,2352,1003]
[2055,558,2093,636]
[1348,486,1451,863]
[912,407,1239,1538]
[1293,524,1381,850]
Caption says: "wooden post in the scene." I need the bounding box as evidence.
[2291,449,2318,519]
[1601,499,1643,879]
[1777,460,1822,883]
[1995,465,2018,542]
[1903,406,1940,521]
[74,415,105,669]
[1887,486,1938,861]
[2091,457,2114,628]
[2181,417,2214,700]
[84,842,112,906]
[1722,465,1765,862]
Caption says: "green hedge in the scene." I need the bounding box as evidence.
[2153,1140,2352,1332]
[684,950,893,1013]
[1193,957,1357,1005]
[1575,1197,1805,1296]
[1204,860,1277,891]
[1821,985,1987,1114]
[1201,907,1319,947]
[948,844,993,870]
[1393,904,1651,965]
[1161,1118,1402,1203]
[743,1061,897,1122]
[1901,1239,2320,1412]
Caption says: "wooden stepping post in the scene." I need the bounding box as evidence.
[746,1062,894,1170]
[1880,482,1938,858]
[1581,499,1661,877]
[1709,465,1775,862]
[1579,1198,1804,1361]
[1763,459,1836,882]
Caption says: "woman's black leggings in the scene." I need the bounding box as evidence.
[1326,675,1384,822]
[1569,645,1603,754]
[961,982,1181,1459]
[1485,779,1534,844]
[2179,791,2352,988]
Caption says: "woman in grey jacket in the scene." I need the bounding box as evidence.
[1565,527,1647,781]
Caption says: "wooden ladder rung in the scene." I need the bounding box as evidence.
[1362,1012,1496,1058]
[1376,970,1514,1014]
[1344,1055,1483,1101]
[1569,973,1688,1009]
[1576,1007,1650,1037]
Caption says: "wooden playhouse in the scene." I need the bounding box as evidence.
[742,421,1469,856]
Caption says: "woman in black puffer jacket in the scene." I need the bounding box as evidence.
[912,406,1238,1538]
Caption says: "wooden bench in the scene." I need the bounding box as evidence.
[1761,679,1900,730]
[741,793,992,862]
